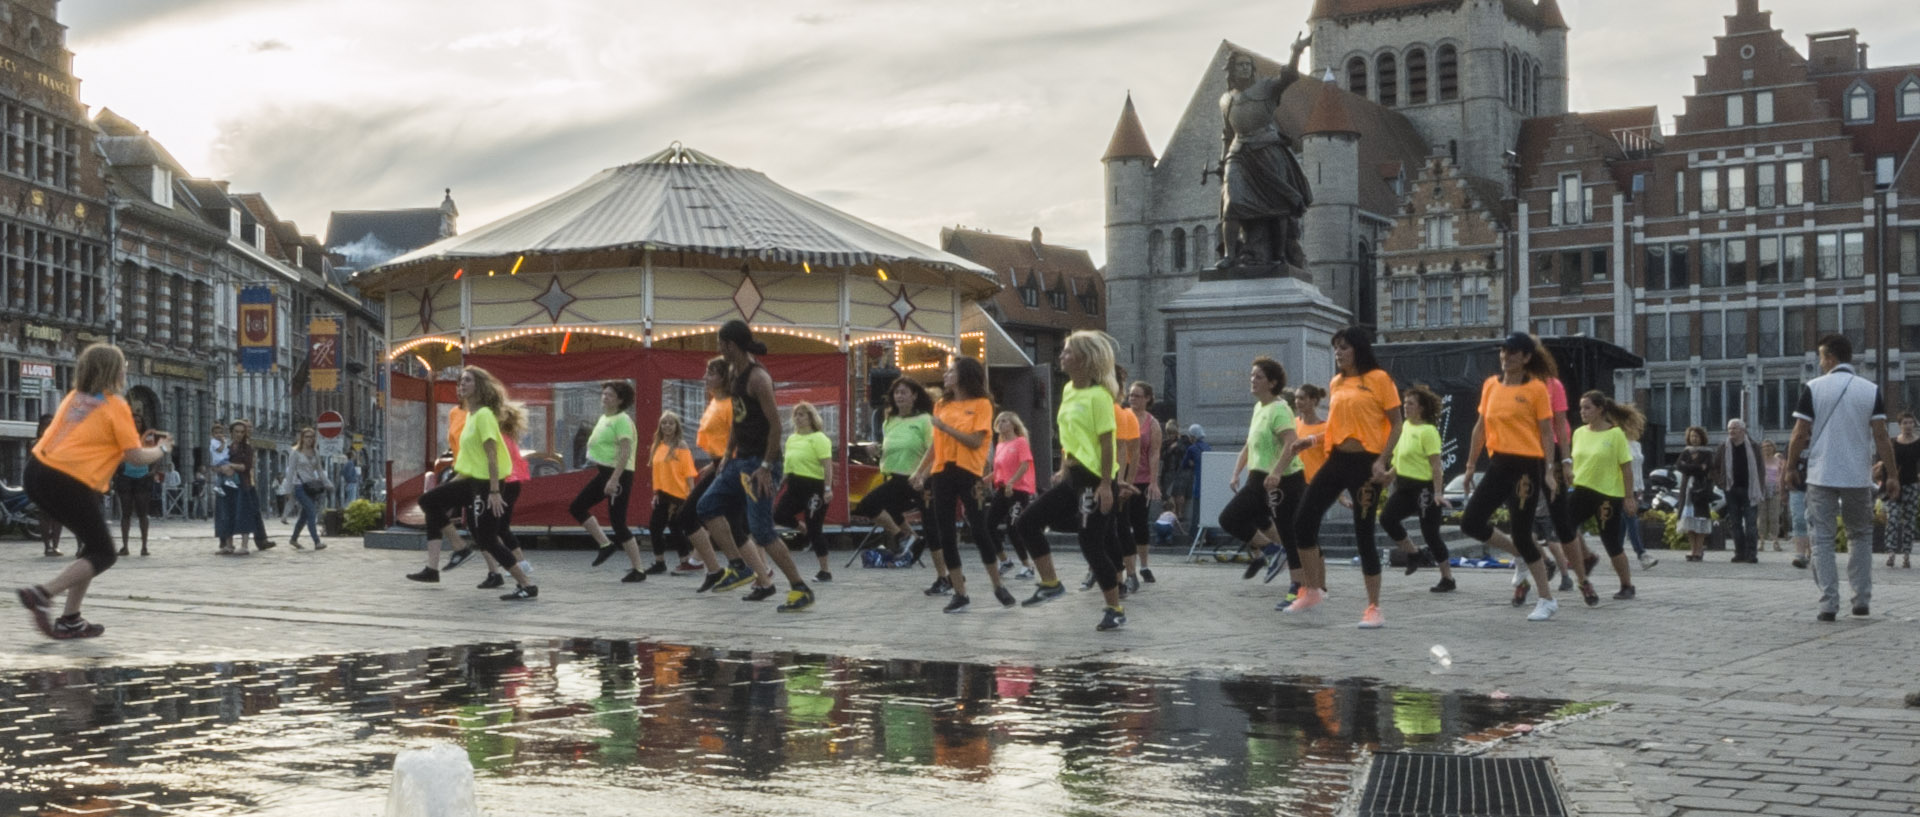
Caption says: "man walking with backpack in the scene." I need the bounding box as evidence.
[1785,335,1896,622]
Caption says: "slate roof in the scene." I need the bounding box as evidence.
[1103,94,1156,162]
[939,227,1104,333]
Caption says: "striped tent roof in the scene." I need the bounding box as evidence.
[355,144,997,296]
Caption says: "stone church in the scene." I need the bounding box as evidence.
[1102,0,1569,434]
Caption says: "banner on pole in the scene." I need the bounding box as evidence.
[309,316,341,392]
[238,286,276,373]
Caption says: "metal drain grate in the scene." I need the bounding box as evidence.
[1357,753,1567,817]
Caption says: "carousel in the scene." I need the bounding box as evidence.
[353,144,1025,531]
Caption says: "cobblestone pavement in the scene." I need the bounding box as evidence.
[3,519,1916,816]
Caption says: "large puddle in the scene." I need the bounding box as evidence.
[0,640,1570,816]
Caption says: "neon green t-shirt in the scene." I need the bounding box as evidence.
[587,411,637,469]
[1392,422,1443,481]
[1573,425,1633,498]
[880,414,931,476]
[1245,399,1299,475]
[1058,382,1118,478]
[454,406,512,480]
[784,431,832,480]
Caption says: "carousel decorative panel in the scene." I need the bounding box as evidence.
[469,271,641,330]
[848,278,952,338]
[388,281,462,341]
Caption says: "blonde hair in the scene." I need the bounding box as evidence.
[74,343,126,395]
[996,411,1028,438]
[462,365,526,438]
[791,402,825,434]
[1064,330,1119,400]
[295,427,317,454]
[652,411,685,450]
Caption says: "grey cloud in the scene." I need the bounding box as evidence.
[249,39,291,53]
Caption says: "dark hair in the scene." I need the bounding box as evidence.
[1331,326,1380,375]
[1818,333,1852,363]
[1902,411,1917,423]
[945,357,987,402]
[1129,380,1155,403]
[1403,384,1442,424]
[1505,333,1559,383]
[601,380,636,412]
[1252,357,1287,395]
[1685,425,1708,446]
[1582,390,1646,441]
[1295,383,1326,402]
[887,377,933,418]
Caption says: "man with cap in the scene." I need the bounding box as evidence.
[697,320,816,612]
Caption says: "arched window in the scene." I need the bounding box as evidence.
[1377,53,1399,107]
[1531,59,1542,115]
[1147,230,1164,273]
[1437,45,1459,101]
[1523,60,1535,115]
[1347,56,1369,97]
[1171,228,1188,271]
[1508,52,1521,107]
[1406,48,1428,105]
[1846,83,1873,122]
[1193,226,1210,267]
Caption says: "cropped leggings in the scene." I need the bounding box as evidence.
[420,476,517,568]
[987,488,1033,562]
[1566,485,1627,558]
[1294,450,1385,576]
[928,466,993,570]
[25,456,116,575]
[648,491,692,558]
[1011,464,1125,591]
[1379,475,1449,564]
[1115,484,1153,547]
[1459,453,1546,564]
[569,465,634,544]
[773,476,830,557]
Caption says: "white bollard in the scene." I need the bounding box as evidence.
[385,744,479,817]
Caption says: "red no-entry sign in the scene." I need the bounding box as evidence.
[317,411,344,439]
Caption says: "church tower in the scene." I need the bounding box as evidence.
[1101,94,1156,374]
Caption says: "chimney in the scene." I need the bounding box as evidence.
[1736,0,1758,16]
[1030,227,1044,258]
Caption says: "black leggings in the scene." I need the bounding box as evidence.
[773,476,829,557]
[569,465,635,544]
[1220,470,1277,545]
[928,466,992,570]
[1566,486,1627,557]
[648,491,692,558]
[1547,480,1578,544]
[1379,475,1450,564]
[1295,450,1385,576]
[1011,464,1125,590]
[26,457,116,575]
[1459,453,1546,564]
[1115,485,1152,548]
[422,477,517,568]
[986,488,1033,561]
[853,473,923,521]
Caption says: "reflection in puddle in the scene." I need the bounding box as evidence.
[0,641,1566,816]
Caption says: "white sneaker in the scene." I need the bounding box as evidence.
[1013,566,1036,580]
[1638,552,1659,570]
[1527,598,1559,622]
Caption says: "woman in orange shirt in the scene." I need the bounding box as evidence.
[1292,384,1329,482]
[677,357,758,593]
[645,411,699,576]
[1459,332,1562,622]
[16,344,173,640]
[1286,327,1402,627]
[913,357,1008,611]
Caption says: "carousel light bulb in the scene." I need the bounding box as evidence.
[876,268,888,281]
[510,256,524,275]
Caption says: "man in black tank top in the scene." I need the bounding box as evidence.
[697,320,814,611]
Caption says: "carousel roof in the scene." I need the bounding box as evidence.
[356,144,997,296]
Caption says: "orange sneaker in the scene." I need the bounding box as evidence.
[1284,586,1325,613]
[1358,604,1384,629]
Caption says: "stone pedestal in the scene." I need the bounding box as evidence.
[1161,272,1349,449]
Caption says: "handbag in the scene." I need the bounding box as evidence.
[302,478,329,496]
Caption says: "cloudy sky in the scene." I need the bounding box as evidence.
[64,0,1920,264]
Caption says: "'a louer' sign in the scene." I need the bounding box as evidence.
[19,362,53,379]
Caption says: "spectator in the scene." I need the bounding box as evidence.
[340,457,361,506]
[1675,426,1714,561]
[1713,419,1767,564]
[1786,334,1896,622]
[1179,425,1210,529]
[1886,413,1919,569]
[1161,420,1190,526]
[1759,440,1783,553]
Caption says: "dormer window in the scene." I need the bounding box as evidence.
[1900,78,1920,119]
[1845,83,1873,123]
[229,208,243,238]
[1079,288,1100,316]
[1047,284,1066,311]
[150,167,172,208]
[1019,275,1038,308]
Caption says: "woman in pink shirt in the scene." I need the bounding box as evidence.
[987,411,1037,579]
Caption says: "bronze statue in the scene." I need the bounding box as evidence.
[1213,34,1313,271]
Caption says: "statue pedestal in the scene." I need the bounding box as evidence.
[1160,272,1349,449]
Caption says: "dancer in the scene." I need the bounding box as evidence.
[218,420,275,554]
[571,380,651,582]
[1541,372,1579,592]
[1008,330,1125,630]
[695,320,814,612]
[1457,332,1561,621]
[1221,357,1298,593]
[1292,385,1330,482]
[852,377,933,565]
[1886,413,1919,568]
[406,366,538,600]
[15,343,173,639]
[114,416,156,557]
[643,411,699,576]
[1674,426,1714,561]
[280,427,330,550]
[1378,385,1457,593]
[1759,440,1783,554]
[774,402,836,583]
[470,403,539,590]
[1121,382,1163,590]
[680,357,759,593]
[1087,371,1142,594]
[912,357,1009,611]
[987,411,1037,579]
[1564,390,1643,602]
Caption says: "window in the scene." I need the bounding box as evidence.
[1727,95,1745,127]
[1756,90,1775,124]
[1726,239,1749,286]
[1842,231,1865,277]
[1701,311,1723,359]
[1020,276,1038,308]
[1461,276,1490,324]
[1079,287,1100,316]
[1646,314,1669,362]
[1703,380,1726,427]
[1783,234,1805,279]
[1048,285,1067,311]
[1902,228,1919,277]
[1347,57,1369,96]
[1758,235,1780,284]
[1702,240,1724,288]
[1590,248,1609,283]
[1728,166,1747,210]
[1647,382,1673,430]
[1424,215,1455,248]
[1675,171,1688,214]
[1406,48,1428,104]
[1391,277,1419,327]
[1377,53,1398,106]
[1903,301,1920,352]
[1816,303,1840,340]
[1846,83,1873,122]
[1643,245,1665,290]
[1877,155,1897,189]
[0,102,82,190]
[1557,174,1582,224]
[1818,157,1830,203]
[1701,169,1721,212]
[1726,309,1747,357]
[1424,275,1452,327]
[1817,233,1841,279]
[1437,45,1459,101]
[1757,164,1776,208]
[1171,228,1187,271]
[1758,308,1780,356]
[1784,306,1808,356]
[1560,250,1584,293]
[1672,312,1693,359]
[1785,162,1804,205]
[1902,79,1920,118]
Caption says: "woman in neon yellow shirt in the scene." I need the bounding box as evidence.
[1567,390,1645,603]
[1376,385,1457,593]
[775,402,836,583]
[407,366,536,600]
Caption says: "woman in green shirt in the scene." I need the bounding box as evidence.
[572,380,648,583]
[407,366,537,600]
[775,402,836,582]
[1221,357,1300,588]
[1567,390,1645,603]
[1377,385,1457,592]
[853,378,932,563]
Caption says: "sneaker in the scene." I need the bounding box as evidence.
[1013,566,1036,580]
[51,615,105,639]
[743,583,779,602]
[117,547,129,556]
[994,586,1017,607]
[1638,552,1660,570]
[1274,582,1303,611]
[621,569,647,583]
[1791,554,1809,569]
[1244,546,1273,579]
[1263,552,1288,584]
[696,570,726,593]
[715,568,758,592]
[943,594,971,614]
[256,539,277,551]
[1579,580,1599,607]
[1140,568,1156,584]
[477,573,505,589]
[1527,598,1559,622]
[998,560,1016,575]
[500,584,539,601]
[1403,552,1421,576]
[1556,573,1573,593]
[777,588,815,613]
[591,545,618,567]
[645,561,669,575]
[925,576,953,597]
[443,549,474,571]
[1125,574,1141,595]
[1079,571,1096,591]
[17,586,54,639]
[313,541,326,551]
[1021,581,1066,607]
[1852,604,1870,617]
[1430,577,1457,593]
[814,571,833,583]
[672,560,704,575]
[1511,578,1531,607]
[1816,610,1837,622]
[1358,605,1384,629]
[1096,606,1127,631]
[1612,585,1636,600]
[407,567,440,583]
[1283,586,1325,613]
